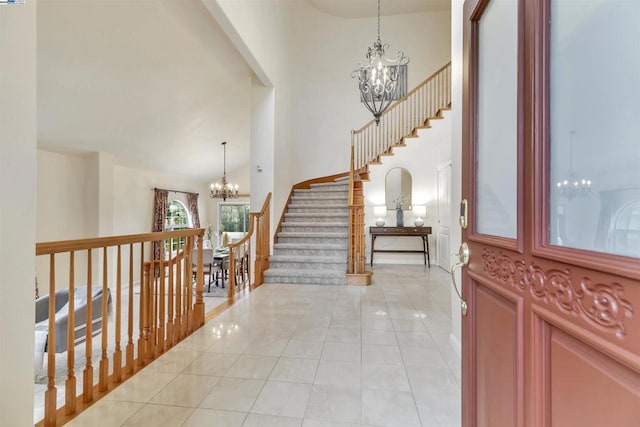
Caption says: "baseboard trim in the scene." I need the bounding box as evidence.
[449,333,461,357]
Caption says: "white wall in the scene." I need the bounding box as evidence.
[208,1,451,235]
[290,4,452,182]
[0,1,37,424]
[35,151,215,290]
[364,111,451,265]
[206,0,294,237]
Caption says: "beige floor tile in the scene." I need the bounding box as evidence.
[321,342,361,363]
[362,329,398,346]
[282,340,324,359]
[302,420,365,427]
[142,350,202,374]
[65,400,143,427]
[405,365,460,396]
[104,371,178,403]
[207,333,254,354]
[244,336,290,357]
[400,346,449,368]
[182,408,247,427]
[150,373,220,407]
[182,352,239,377]
[361,344,403,366]
[225,354,278,380]
[304,384,362,424]
[325,327,361,344]
[314,360,361,389]
[292,326,329,342]
[251,381,312,418]
[199,377,265,412]
[361,389,421,427]
[121,403,193,426]
[362,363,411,392]
[243,413,303,427]
[396,332,437,348]
[269,357,319,384]
[391,318,429,333]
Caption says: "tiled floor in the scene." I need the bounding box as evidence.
[33,289,227,424]
[67,265,461,426]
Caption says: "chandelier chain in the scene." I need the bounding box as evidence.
[377,0,381,41]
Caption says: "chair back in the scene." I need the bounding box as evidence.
[192,248,214,266]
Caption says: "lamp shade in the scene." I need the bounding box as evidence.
[413,205,427,217]
[374,206,387,217]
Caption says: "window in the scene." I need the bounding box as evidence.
[165,200,191,252]
[218,203,250,235]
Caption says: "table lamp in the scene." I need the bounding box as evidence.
[374,206,387,226]
[413,205,426,227]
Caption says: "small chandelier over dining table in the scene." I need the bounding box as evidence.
[210,141,239,201]
[352,0,409,125]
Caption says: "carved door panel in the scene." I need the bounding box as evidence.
[461,1,640,426]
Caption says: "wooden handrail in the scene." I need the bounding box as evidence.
[347,62,452,282]
[226,193,272,297]
[36,229,202,255]
[35,228,205,426]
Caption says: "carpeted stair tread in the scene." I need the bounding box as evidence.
[264,268,346,279]
[269,255,346,264]
[277,231,348,238]
[285,213,348,219]
[282,222,349,227]
[266,177,350,285]
[309,181,349,188]
[273,242,346,249]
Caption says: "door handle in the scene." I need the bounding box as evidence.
[450,242,469,316]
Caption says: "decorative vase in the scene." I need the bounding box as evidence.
[396,207,404,227]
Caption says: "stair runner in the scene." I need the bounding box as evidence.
[264,180,348,285]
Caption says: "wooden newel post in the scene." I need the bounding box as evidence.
[193,229,205,328]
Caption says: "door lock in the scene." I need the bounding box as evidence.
[450,242,469,316]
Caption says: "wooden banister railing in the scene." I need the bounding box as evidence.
[35,228,205,426]
[227,192,271,297]
[347,63,452,281]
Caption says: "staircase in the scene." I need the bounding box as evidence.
[264,180,349,285]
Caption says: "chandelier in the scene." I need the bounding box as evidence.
[556,131,592,200]
[210,141,239,201]
[352,0,409,125]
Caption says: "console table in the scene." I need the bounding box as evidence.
[369,226,432,267]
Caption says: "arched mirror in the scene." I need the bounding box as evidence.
[385,167,412,210]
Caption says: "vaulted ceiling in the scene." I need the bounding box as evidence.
[37,0,253,182]
[37,0,448,183]
[307,0,450,18]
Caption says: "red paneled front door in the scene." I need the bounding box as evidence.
[461,1,640,426]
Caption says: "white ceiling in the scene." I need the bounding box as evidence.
[37,0,450,183]
[37,0,253,183]
[307,0,450,18]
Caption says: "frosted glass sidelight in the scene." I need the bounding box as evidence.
[549,0,640,258]
[475,0,518,238]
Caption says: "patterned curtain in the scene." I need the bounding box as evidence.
[187,192,201,229]
[152,189,168,260]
